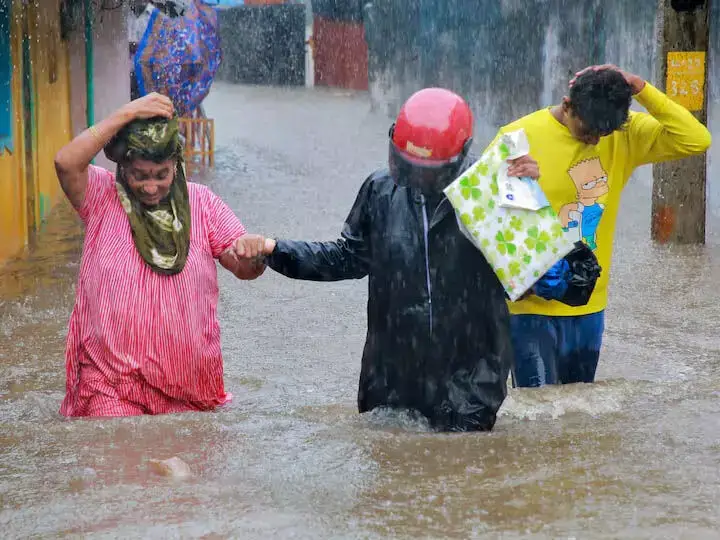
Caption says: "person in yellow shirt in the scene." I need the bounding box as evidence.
[501,64,712,387]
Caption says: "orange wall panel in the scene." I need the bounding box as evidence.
[313,16,368,91]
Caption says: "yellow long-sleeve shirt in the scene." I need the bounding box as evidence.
[497,82,711,316]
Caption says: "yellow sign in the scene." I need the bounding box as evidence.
[666,51,706,111]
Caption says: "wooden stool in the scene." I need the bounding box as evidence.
[179,110,215,167]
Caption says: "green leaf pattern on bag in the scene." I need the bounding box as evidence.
[444,129,576,301]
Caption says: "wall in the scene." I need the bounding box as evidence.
[216,4,306,86]
[313,16,368,90]
[68,1,130,169]
[312,0,364,22]
[92,4,131,170]
[364,0,635,144]
[68,12,88,140]
[311,0,367,90]
[0,0,26,262]
[32,0,73,221]
[706,0,720,226]
[0,0,128,265]
[0,0,74,262]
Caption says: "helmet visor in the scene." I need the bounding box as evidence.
[389,140,467,194]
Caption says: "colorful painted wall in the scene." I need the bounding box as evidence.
[0,0,73,263]
[0,0,27,262]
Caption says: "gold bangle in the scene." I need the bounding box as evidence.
[88,125,103,144]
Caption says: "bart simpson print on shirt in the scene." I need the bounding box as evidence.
[558,157,609,250]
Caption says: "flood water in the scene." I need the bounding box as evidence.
[2,83,720,539]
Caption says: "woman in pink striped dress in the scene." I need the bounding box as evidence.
[54,93,269,417]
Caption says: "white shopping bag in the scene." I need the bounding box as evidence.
[444,129,576,301]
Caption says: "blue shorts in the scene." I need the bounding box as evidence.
[510,311,605,388]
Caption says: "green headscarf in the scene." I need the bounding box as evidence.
[104,116,191,276]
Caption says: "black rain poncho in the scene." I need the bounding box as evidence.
[268,167,513,431]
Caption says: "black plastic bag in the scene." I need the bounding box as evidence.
[562,242,602,306]
[533,242,602,307]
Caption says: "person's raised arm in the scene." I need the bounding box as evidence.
[54,92,174,209]
[570,64,711,168]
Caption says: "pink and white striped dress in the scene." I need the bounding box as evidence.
[60,165,246,417]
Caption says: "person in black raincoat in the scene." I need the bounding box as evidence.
[247,88,599,432]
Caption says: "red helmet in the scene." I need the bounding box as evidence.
[389,88,473,194]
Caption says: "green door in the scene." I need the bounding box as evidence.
[21,7,36,242]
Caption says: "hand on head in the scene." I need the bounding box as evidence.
[124,92,175,121]
[569,64,645,94]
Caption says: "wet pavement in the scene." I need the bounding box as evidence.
[2,83,720,539]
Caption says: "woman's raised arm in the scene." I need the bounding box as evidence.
[54,93,174,209]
